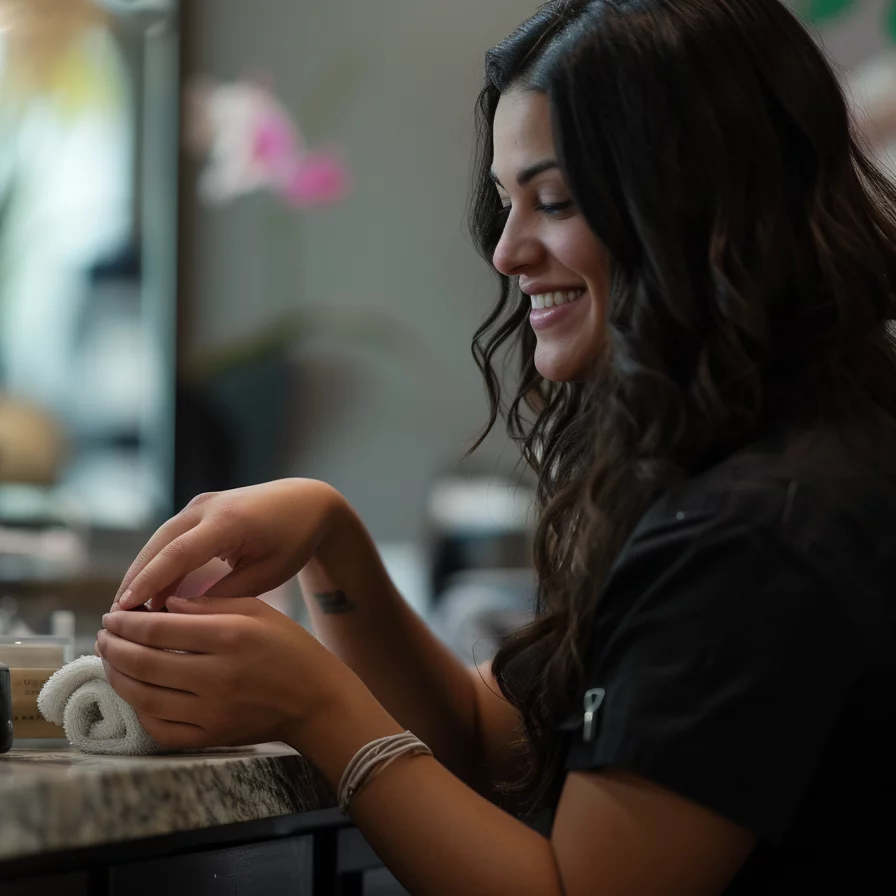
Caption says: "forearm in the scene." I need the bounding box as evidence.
[298,494,480,783]
[287,678,563,896]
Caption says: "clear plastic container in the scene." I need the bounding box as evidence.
[0,635,74,746]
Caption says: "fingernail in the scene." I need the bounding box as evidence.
[102,614,111,627]
[120,589,134,608]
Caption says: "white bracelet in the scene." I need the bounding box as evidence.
[337,730,432,814]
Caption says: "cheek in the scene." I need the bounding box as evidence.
[551,224,608,286]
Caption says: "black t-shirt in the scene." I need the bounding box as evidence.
[538,408,896,893]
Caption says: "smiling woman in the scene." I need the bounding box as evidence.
[489,89,610,382]
[95,2,896,894]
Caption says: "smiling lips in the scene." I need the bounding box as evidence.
[529,287,586,309]
[529,288,587,331]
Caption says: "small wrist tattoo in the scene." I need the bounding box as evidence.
[314,590,357,615]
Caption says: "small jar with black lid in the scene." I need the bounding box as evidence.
[1,662,13,753]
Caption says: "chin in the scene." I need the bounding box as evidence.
[534,345,595,383]
[536,365,577,383]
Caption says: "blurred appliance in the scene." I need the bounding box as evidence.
[426,474,535,602]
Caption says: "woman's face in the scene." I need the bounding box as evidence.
[491,89,610,382]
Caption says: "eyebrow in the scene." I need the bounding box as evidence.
[489,159,559,189]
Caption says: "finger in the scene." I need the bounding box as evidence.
[120,525,241,610]
[114,512,198,605]
[166,595,266,617]
[120,568,187,611]
[137,714,210,751]
[110,601,150,615]
[97,630,200,691]
[147,590,179,612]
[102,660,201,724]
[103,609,221,653]
[201,559,283,599]
[151,557,230,609]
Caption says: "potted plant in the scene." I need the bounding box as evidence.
[177,77,426,498]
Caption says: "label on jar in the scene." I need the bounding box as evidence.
[10,668,66,739]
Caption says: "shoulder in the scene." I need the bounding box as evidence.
[644,409,896,536]
[639,409,896,584]
[603,411,896,653]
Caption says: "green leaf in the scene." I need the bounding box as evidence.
[887,0,896,43]
[801,0,857,24]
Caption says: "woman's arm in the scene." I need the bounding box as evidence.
[298,495,523,793]
[98,595,755,896]
[287,672,755,896]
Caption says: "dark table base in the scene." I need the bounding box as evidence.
[0,809,407,896]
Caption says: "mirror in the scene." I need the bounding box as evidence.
[0,0,179,532]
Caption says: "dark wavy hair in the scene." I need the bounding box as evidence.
[467,0,896,814]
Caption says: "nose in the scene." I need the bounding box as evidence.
[492,210,542,277]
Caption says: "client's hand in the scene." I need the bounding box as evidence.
[95,596,352,750]
[111,478,345,612]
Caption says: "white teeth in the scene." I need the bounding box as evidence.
[530,288,586,310]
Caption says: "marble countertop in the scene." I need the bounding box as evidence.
[0,744,335,862]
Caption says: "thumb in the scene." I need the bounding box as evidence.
[166,595,263,616]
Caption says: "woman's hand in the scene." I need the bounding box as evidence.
[113,478,344,611]
[96,595,356,749]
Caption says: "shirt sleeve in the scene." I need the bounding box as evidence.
[563,508,865,841]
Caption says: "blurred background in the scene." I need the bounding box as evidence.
[1,0,895,666]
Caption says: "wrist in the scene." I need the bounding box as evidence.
[292,479,349,588]
[300,486,373,596]
[312,485,363,567]
[283,671,404,792]
[286,478,347,550]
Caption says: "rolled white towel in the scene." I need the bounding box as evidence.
[37,655,166,755]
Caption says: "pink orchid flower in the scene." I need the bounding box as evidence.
[186,76,351,209]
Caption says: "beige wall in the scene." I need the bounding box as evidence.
[180,1,537,541]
